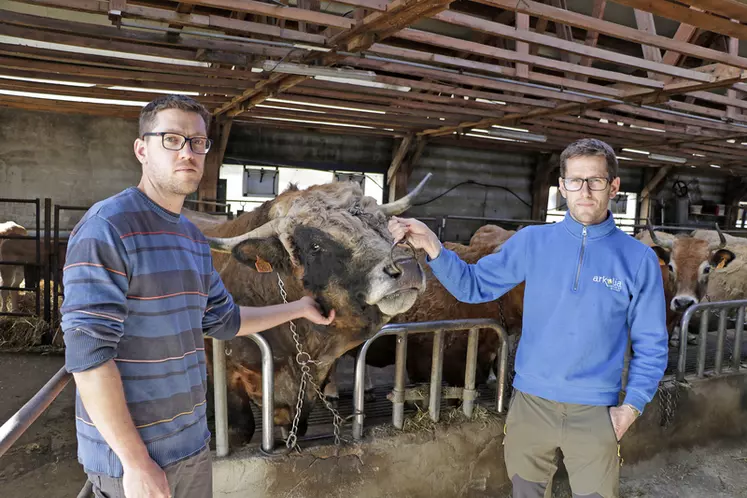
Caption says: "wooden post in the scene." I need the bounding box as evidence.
[531,153,556,221]
[638,166,671,224]
[388,136,426,202]
[198,117,233,211]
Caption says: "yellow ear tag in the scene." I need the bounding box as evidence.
[255,256,273,273]
[658,258,666,266]
[717,258,727,270]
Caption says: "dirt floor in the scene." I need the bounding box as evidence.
[2,352,747,497]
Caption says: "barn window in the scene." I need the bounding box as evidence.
[219,164,384,216]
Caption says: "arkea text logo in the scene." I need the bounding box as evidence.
[593,275,623,292]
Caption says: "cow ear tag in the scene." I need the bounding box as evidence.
[255,256,273,273]
[716,258,727,270]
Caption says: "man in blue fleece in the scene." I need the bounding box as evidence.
[389,138,668,498]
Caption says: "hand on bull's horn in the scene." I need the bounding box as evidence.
[388,216,442,261]
[297,295,336,326]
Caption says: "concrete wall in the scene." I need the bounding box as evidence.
[405,144,538,243]
[213,373,747,497]
[0,108,140,229]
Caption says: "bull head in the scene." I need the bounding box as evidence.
[646,220,735,312]
[204,174,433,318]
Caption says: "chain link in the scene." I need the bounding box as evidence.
[658,381,680,428]
[278,273,344,450]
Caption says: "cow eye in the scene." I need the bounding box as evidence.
[311,243,321,252]
[667,264,674,273]
[703,266,711,274]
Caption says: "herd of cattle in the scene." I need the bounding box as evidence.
[2,177,746,445]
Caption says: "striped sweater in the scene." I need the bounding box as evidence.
[61,187,241,477]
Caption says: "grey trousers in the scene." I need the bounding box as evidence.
[504,390,620,498]
[87,447,212,498]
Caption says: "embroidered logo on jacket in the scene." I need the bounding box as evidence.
[592,275,623,292]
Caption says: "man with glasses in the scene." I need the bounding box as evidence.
[389,138,668,497]
[61,95,335,498]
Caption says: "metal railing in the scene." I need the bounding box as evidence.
[436,215,550,242]
[52,205,89,324]
[212,334,275,456]
[0,198,43,320]
[352,319,509,440]
[0,367,72,458]
[183,199,233,218]
[677,299,747,381]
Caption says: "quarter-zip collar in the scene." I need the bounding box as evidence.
[562,210,617,240]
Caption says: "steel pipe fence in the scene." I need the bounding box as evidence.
[212,334,275,456]
[677,299,747,381]
[0,198,44,320]
[352,319,509,441]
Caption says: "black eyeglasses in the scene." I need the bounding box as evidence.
[142,132,212,155]
[561,177,611,192]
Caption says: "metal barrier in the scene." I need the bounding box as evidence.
[212,334,275,456]
[352,319,509,440]
[52,205,90,324]
[183,199,233,218]
[0,337,275,470]
[437,215,550,242]
[677,299,747,381]
[0,198,44,320]
[0,367,72,458]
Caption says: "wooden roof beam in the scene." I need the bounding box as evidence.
[661,22,699,67]
[0,12,291,63]
[676,0,747,23]
[368,43,623,97]
[419,63,747,137]
[578,0,607,76]
[609,0,747,40]
[433,10,713,81]
[215,0,456,117]
[394,29,662,88]
[472,0,747,70]
[632,10,663,79]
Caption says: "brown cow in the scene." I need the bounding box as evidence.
[0,221,27,312]
[389,225,524,387]
[637,223,736,344]
[323,225,525,399]
[188,176,431,444]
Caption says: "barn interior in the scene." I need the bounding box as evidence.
[3,0,747,496]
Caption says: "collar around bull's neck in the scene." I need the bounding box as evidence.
[562,210,617,240]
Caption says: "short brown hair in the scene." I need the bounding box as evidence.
[138,94,211,137]
[559,138,618,179]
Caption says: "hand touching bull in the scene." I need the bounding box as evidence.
[388,216,442,261]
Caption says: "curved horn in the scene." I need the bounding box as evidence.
[647,219,673,249]
[379,172,433,217]
[709,222,727,250]
[206,218,282,253]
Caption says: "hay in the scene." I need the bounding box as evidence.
[0,286,64,353]
[0,315,63,353]
[370,403,503,439]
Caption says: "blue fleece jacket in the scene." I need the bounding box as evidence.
[428,211,669,413]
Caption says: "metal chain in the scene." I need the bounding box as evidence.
[497,299,519,396]
[278,273,344,450]
[658,381,680,428]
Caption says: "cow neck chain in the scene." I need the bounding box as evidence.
[277,272,344,450]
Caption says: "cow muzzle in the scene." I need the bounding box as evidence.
[366,256,426,316]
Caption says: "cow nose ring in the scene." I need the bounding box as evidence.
[390,240,417,273]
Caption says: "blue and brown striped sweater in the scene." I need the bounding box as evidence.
[61,187,241,477]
